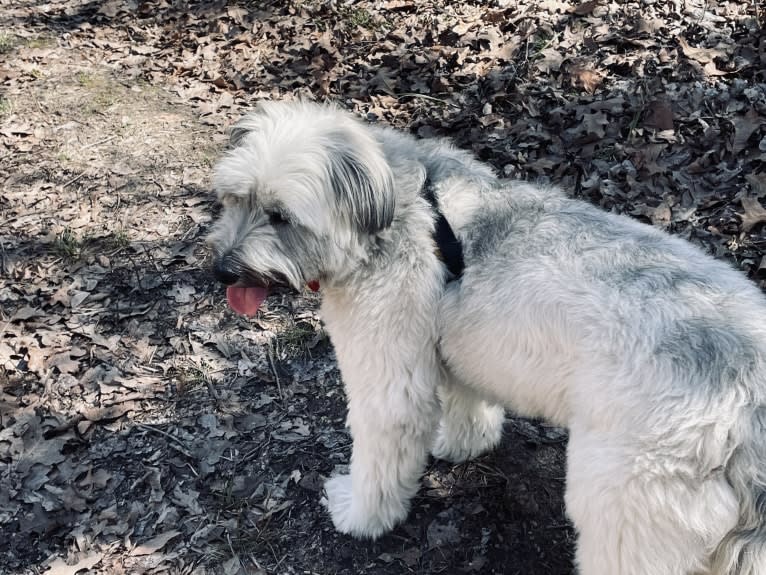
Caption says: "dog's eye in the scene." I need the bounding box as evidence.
[221,194,239,208]
[267,210,288,226]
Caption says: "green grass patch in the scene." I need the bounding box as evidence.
[76,72,120,113]
[53,228,83,260]
[76,71,97,87]
[0,33,17,54]
[275,320,321,359]
[105,230,130,250]
[24,36,55,49]
[173,363,211,395]
[346,6,376,29]
[0,96,11,118]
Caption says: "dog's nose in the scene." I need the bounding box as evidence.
[213,257,240,285]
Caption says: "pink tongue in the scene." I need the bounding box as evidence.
[226,286,268,316]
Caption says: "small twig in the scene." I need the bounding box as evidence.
[226,532,241,567]
[80,134,117,150]
[522,35,532,66]
[248,555,263,570]
[697,0,708,25]
[32,93,45,114]
[137,423,194,458]
[206,379,220,402]
[396,92,456,106]
[149,178,166,194]
[0,237,7,277]
[272,553,288,571]
[267,343,283,400]
[62,172,87,189]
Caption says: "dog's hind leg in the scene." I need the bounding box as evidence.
[565,429,739,575]
[431,371,505,463]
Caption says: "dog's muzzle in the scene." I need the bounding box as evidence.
[212,253,292,290]
[213,254,242,286]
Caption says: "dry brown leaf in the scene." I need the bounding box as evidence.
[746,173,766,197]
[740,198,766,232]
[568,65,605,94]
[226,6,248,23]
[47,552,105,575]
[580,111,609,138]
[732,108,764,155]
[636,17,663,34]
[69,290,90,309]
[534,48,564,73]
[383,0,417,11]
[644,99,674,132]
[568,0,603,16]
[47,351,81,374]
[12,306,44,321]
[702,61,733,77]
[678,36,729,65]
[129,529,182,556]
[633,202,672,229]
[98,0,123,17]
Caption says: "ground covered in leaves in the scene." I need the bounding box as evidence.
[1,1,764,574]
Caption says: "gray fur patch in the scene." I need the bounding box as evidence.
[327,133,395,234]
[655,318,760,393]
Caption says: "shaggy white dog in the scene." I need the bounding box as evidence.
[207,100,766,575]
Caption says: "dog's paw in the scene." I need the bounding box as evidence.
[431,404,504,463]
[322,474,407,539]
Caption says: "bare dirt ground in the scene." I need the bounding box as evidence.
[1,1,764,574]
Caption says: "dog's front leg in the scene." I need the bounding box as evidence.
[323,340,442,539]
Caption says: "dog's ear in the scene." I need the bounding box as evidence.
[228,101,277,147]
[327,134,395,234]
[228,114,262,148]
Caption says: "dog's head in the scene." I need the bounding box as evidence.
[207,100,396,315]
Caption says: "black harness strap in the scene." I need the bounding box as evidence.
[422,177,465,282]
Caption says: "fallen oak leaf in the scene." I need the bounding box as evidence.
[46,552,105,575]
[568,0,604,16]
[643,99,674,132]
[732,108,764,155]
[0,123,34,136]
[580,110,610,139]
[678,36,729,65]
[745,173,766,197]
[43,405,133,439]
[740,198,766,232]
[534,47,564,73]
[46,351,82,375]
[12,306,44,321]
[70,323,120,350]
[702,61,735,77]
[128,529,182,556]
[567,64,605,94]
[631,202,672,229]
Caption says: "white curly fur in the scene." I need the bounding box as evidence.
[208,100,766,574]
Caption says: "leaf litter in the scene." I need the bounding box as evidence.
[0,0,764,573]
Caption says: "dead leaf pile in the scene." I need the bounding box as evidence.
[1,0,764,573]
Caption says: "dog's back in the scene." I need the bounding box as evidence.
[437,178,766,574]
